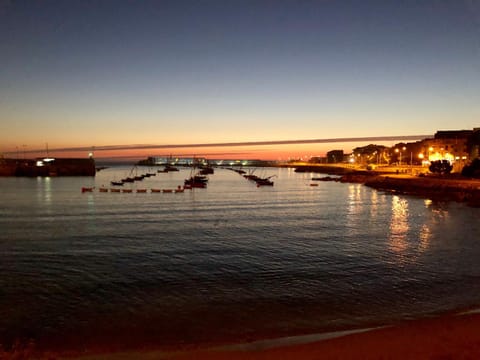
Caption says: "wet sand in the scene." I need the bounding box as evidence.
[63,312,480,360]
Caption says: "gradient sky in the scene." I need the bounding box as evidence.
[1,0,479,159]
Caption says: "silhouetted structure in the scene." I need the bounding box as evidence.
[327,150,344,163]
[0,157,96,176]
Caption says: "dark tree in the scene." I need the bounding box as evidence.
[429,160,453,174]
[462,158,480,178]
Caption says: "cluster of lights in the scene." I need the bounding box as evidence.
[36,158,55,167]
[350,144,469,167]
[416,146,468,166]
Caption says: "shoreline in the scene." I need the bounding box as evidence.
[6,305,478,359]
[364,174,480,206]
[294,164,480,206]
[48,310,480,359]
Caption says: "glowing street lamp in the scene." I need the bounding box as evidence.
[418,153,426,167]
[395,147,406,165]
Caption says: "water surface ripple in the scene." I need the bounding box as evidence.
[1,167,480,350]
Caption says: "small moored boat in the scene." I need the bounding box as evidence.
[184,175,208,187]
[255,175,275,187]
[164,164,179,172]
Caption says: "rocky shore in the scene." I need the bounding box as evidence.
[364,175,480,206]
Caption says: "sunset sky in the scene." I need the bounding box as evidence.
[1,0,479,160]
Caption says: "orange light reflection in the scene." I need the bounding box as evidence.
[389,195,409,255]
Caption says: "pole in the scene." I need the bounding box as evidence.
[411,152,413,174]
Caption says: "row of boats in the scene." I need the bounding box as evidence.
[81,186,186,193]
[83,165,213,193]
[111,168,157,185]
[84,166,277,193]
[229,168,275,186]
[111,165,213,187]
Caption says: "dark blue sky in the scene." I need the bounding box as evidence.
[1,0,479,157]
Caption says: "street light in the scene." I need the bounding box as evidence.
[395,147,406,166]
[418,153,424,163]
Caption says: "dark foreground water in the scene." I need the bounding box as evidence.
[1,167,480,351]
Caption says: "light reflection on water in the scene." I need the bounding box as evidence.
[0,167,480,351]
[419,224,431,253]
[389,195,409,255]
[389,195,434,264]
[36,177,52,207]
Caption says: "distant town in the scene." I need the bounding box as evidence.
[2,128,480,177]
[140,128,480,176]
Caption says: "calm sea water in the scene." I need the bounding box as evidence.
[1,166,480,351]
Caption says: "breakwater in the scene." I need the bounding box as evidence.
[0,158,95,176]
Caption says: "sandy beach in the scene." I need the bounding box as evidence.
[34,312,478,360]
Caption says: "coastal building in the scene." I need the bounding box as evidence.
[404,129,480,172]
[140,156,208,166]
[391,141,424,166]
[388,129,480,170]
[326,150,344,163]
[308,156,327,164]
[418,130,470,170]
[140,156,275,167]
[468,128,480,160]
[352,144,388,165]
[211,159,276,167]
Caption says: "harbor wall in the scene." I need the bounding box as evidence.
[0,158,96,177]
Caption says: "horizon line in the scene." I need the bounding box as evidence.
[7,135,432,155]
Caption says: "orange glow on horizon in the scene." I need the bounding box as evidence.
[2,140,400,162]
